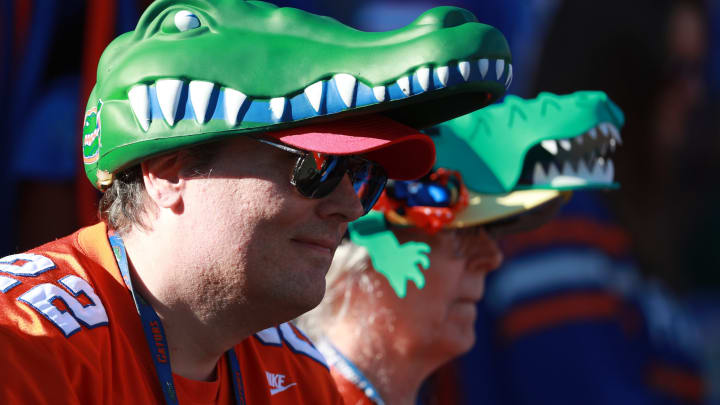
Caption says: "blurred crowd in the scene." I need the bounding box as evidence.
[2,0,719,403]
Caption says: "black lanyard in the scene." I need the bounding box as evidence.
[109,234,247,405]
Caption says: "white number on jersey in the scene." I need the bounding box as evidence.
[0,253,56,276]
[0,253,109,338]
[255,322,328,367]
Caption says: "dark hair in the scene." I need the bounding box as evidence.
[98,141,222,234]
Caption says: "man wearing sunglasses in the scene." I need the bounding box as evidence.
[0,2,511,405]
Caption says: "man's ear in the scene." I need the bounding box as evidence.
[141,153,185,212]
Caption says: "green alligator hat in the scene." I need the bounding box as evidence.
[432,90,624,226]
[348,91,625,298]
[81,0,512,189]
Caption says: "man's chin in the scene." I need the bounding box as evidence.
[281,282,327,320]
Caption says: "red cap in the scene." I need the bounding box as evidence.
[266,115,436,180]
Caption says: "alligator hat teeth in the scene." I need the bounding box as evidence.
[372,86,386,102]
[416,66,431,91]
[533,162,547,184]
[304,81,324,113]
[458,61,471,82]
[606,159,615,181]
[607,123,622,144]
[541,140,558,155]
[123,55,512,133]
[592,158,605,180]
[189,80,215,124]
[396,75,411,97]
[547,163,560,178]
[478,59,489,79]
[270,97,286,120]
[559,139,572,151]
[599,123,611,137]
[128,85,151,131]
[223,87,247,126]
[574,134,583,145]
[609,138,617,152]
[496,59,505,80]
[577,160,591,178]
[436,65,449,86]
[588,127,598,139]
[505,64,513,88]
[156,79,184,126]
[333,73,357,107]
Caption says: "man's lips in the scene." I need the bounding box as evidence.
[291,237,338,252]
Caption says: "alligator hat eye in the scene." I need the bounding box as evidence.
[175,10,201,32]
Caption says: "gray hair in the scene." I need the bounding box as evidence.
[297,239,398,388]
[296,240,375,341]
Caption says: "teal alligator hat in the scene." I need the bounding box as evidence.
[349,91,625,298]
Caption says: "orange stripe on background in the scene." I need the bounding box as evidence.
[500,217,632,259]
[500,291,622,341]
[647,362,705,404]
[13,0,33,59]
[75,0,117,226]
[424,361,464,405]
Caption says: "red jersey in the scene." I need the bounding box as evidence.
[0,223,343,405]
[331,369,375,405]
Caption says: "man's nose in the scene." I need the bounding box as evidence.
[315,174,365,222]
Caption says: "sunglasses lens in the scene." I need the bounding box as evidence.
[292,155,344,198]
[350,162,387,214]
[291,154,387,214]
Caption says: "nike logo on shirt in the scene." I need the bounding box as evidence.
[266,371,297,396]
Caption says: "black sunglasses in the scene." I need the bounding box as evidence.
[250,135,388,215]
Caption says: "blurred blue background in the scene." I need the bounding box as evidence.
[2,0,719,403]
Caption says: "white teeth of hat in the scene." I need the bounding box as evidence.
[156,79,184,126]
[134,56,514,132]
[269,97,286,120]
[333,73,357,107]
[599,123,612,137]
[436,65,449,86]
[505,64,513,88]
[372,85,386,102]
[592,160,605,182]
[223,87,247,126]
[128,84,151,131]
[478,59,489,79]
[547,162,560,178]
[304,80,324,113]
[559,139,572,151]
[496,59,505,80]
[396,75,411,97]
[577,160,591,178]
[189,80,215,124]
[416,66,431,91]
[607,123,623,144]
[533,158,615,186]
[588,127,598,139]
[574,134,584,145]
[458,60,471,82]
[533,162,547,184]
[609,138,617,152]
[541,140,558,155]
